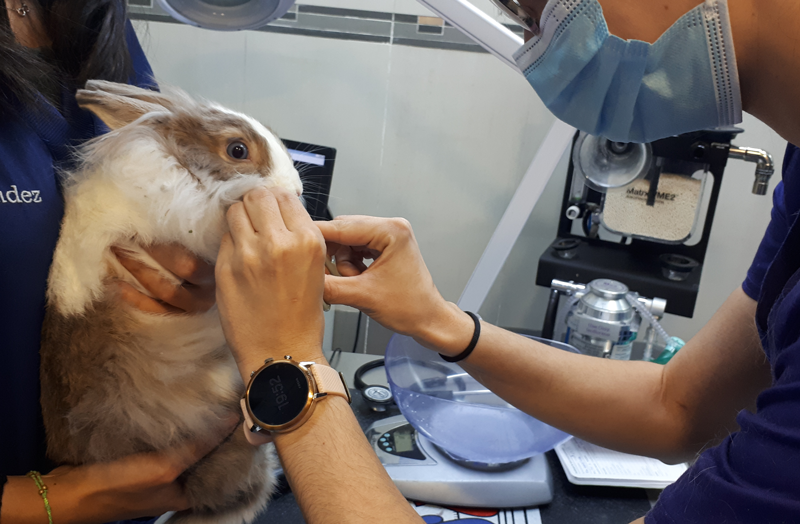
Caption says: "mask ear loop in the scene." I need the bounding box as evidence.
[491,0,540,33]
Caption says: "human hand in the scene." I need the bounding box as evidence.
[1,419,238,524]
[112,243,216,314]
[216,187,327,379]
[516,0,544,40]
[316,216,472,354]
[517,0,544,20]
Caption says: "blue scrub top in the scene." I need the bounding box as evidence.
[0,17,154,501]
[647,144,800,522]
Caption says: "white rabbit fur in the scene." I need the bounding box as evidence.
[40,80,303,524]
[49,92,300,316]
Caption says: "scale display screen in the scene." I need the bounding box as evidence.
[393,427,414,453]
[376,424,426,460]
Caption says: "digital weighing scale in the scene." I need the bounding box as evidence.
[367,414,554,508]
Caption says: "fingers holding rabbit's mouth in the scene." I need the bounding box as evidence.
[234,185,307,208]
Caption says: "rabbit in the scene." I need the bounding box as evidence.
[39,80,305,524]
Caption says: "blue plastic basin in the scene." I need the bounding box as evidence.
[385,333,578,464]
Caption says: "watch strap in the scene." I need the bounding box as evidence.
[240,398,272,446]
[309,363,352,404]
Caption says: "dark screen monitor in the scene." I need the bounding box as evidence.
[282,139,337,221]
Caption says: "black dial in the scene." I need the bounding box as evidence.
[248,362,310,426]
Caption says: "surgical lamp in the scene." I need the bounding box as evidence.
[157,0,296,31]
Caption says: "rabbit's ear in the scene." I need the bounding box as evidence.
[82,80,178,111]
[76,83,168,130]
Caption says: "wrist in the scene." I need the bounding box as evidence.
[413,302,475,357]
[2,476,46,523]
[2,473,86,524]
[272,392,351,446]
[236,340,327,382]
[48,467,103,524]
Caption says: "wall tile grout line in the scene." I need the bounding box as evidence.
[297,5,393,21]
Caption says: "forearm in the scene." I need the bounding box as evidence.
[1,440,216,524]
[1,476,48,524]
[273,397,422,524]
[458,323,682,461]
[415,306,683,460]
[1,475,84,524]
[657,288,771,453]
[429,288,770,464]
[317,216,769,464]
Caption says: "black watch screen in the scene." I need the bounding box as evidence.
[249,362,311,426]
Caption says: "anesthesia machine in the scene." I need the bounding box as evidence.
[536,129,774,361]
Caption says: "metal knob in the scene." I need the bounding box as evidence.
[753,169,772,196]
[565,205,581,220]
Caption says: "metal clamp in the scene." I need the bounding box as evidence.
[717,144,775,196]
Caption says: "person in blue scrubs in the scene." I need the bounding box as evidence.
[0,1,224,521]
[210,1,800,523]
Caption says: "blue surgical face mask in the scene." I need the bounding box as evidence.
[513,0,742,144]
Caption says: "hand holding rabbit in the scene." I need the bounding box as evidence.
[1,417,237,524]
[113,243,216,314]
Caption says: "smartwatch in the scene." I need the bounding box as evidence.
[240,356,351,439]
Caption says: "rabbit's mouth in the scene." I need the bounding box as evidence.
[221,179,305,209]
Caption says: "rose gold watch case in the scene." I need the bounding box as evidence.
[244,357,350,434]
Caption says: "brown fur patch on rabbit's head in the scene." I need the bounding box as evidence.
[75,80,299,193]
[149,109,275,182]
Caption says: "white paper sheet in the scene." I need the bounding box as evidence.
[555,438,688,489]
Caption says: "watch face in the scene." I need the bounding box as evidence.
[249,362,311,427]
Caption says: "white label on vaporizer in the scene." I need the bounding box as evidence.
[609,344,632,361]
[573,317,623,342]
[567,332,606,357]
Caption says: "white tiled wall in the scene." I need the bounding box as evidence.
[133,18,784,343]
[297,0,508,21]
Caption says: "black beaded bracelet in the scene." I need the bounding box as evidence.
[440,311,481,363]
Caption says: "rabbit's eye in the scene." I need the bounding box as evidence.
[227,141,249,160]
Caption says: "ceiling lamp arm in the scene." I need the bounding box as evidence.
[415,0,524,72]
